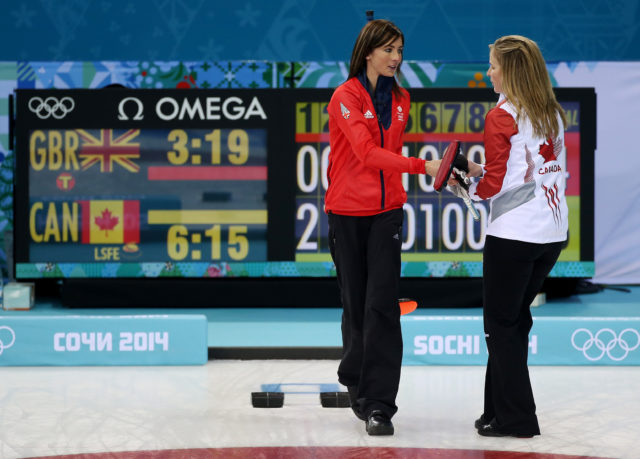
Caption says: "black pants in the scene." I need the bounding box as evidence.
[328,208,403,419]
[482,235,563,435]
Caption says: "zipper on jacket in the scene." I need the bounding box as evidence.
[378,117,385,209]
[359,72,390,212]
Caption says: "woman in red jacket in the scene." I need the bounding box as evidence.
[326,18,439,436]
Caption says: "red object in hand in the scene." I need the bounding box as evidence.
[433,140,461,192]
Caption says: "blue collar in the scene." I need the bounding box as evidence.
[357,69,393,129]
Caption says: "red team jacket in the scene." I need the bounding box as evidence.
[325,76,426,216]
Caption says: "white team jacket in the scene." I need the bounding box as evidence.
[468,95,569,244]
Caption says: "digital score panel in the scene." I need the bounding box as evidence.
[15,90,279,270]
[13,88,594,280]
[293,89,590,268]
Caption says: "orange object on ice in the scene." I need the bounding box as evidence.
[399,298,418,315]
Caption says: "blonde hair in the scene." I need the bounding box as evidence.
[490,35,567,138]
[348,19,405,98]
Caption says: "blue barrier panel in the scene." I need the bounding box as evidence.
[529,318,640,366]
[0,315,208,366]
[401,315,640,366]
[402,315,486,365]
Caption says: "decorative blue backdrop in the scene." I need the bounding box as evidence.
[1,0,639,62]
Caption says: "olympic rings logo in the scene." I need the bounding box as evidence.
[0,325,16,356]
[28,96,75,119]
[571,328,640,361]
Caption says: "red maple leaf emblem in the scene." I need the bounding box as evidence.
[539,139,557,163]
[95,208,119,235]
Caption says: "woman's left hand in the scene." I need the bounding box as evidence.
[466,160,483,177]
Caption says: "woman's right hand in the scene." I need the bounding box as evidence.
[425,159,440,177]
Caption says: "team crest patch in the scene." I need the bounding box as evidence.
[340,102,350,120]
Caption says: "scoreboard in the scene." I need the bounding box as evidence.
[13,88,595,280]
[292,89,593,276]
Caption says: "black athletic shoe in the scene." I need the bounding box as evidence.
[366,410,394,436]
[477,420,535,438]
[474,414,488,429]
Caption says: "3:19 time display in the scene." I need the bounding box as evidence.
[166,128,250,165]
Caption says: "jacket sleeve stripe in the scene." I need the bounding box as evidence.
[476,108,518,199]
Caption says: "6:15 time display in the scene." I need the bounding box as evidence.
[166,224,249,261]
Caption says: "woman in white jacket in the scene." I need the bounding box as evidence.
[460,35,568,438]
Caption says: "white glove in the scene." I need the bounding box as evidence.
[452,167,471,190]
